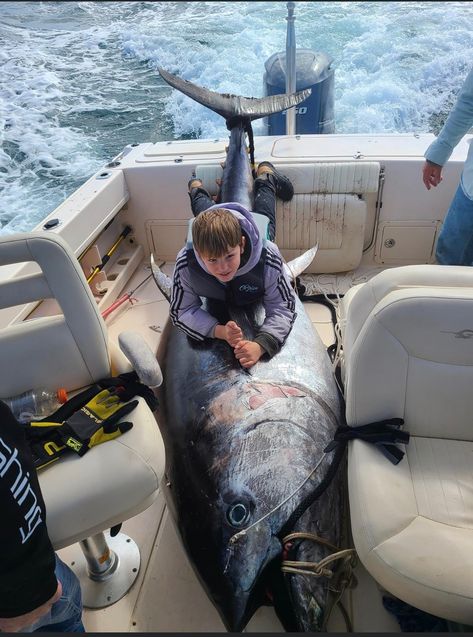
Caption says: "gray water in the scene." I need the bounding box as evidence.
[1,1,472,233]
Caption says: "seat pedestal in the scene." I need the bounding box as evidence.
[67,531,140,608]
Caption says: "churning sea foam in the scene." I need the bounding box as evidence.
[1,1,472,233]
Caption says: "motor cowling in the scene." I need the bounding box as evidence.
[263,49,335,135]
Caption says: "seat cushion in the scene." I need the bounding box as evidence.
[39,397,165,549]
[275,193,367,273]
[349,437,473,624]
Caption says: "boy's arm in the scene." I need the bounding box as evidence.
[170,256,219,340]
[0,401,58,622]
[253,246,296,358]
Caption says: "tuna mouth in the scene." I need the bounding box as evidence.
[215,533,282,631]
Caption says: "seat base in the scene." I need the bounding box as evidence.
[68,532,140,608]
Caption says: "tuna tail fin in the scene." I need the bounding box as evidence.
[150,253,172,303]
[158,67,311,123]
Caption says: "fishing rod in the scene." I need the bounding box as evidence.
[101,272,153,319]
[87,225,132,284]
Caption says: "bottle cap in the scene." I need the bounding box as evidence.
[57,388,68,404]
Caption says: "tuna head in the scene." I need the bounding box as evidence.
[171,381,338,631]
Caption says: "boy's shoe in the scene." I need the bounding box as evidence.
[256,161,294,201]
[188,178,203,192]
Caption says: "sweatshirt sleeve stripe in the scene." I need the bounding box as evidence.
[265,248,296,312]
[170,271,206,340]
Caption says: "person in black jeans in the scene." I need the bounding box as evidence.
[187,161,294,241]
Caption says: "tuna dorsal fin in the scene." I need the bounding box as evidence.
[284,245,319,279]
[158,67,311,123]
[150,253,172,303]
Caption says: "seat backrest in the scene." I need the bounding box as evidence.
[0,232,110,397]
[196,161,380,273]
[344,283,473,440]
[342,264,473,364]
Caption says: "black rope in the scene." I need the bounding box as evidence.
[244,120,256,178]
[299,291,340,326]
[280,442,346,539]
[225,116,256,177]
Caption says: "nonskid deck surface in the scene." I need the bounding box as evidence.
[58,260,398,632]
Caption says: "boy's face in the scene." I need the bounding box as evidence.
[200,237,245,283]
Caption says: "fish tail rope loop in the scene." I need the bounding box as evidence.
[227,452,327,550]
[244,120,256,179]
[281,531,357,633]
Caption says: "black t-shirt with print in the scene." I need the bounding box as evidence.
[0,400,57,617]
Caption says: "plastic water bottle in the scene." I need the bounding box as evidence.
[2,388,68,423]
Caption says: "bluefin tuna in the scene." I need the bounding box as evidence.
[154,69,346,631]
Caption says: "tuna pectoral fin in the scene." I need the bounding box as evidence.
[150,253,172,303]
[284,244,319,279]
[158,67,311,122]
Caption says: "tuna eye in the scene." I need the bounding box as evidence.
[226,502,250,528]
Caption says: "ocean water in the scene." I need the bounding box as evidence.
[1,1,472,234]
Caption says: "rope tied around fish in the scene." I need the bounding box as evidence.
[281,531,357,632]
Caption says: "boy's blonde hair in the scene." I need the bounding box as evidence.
[192,209,242,257]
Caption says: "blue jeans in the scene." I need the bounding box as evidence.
[436,180,473,265]
[27,555,84,632]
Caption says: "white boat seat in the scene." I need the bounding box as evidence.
[196,161,380,273]
[343,265,473,624]
[339,264,473,369]
[0,232,165,604]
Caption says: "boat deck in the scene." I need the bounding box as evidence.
[55,259,399,633]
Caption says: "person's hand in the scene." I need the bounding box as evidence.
[0,580,62,632]
[422,160,443,190]
[225,321,243,346]
[234,340,264,368]
[215,321,243,346]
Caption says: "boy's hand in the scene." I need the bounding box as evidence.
[215,321,243,346]
[234,340,264,368]
[225,321,243,346]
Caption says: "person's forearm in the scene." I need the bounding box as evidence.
[213,325,226,340]
[425,68,473,166]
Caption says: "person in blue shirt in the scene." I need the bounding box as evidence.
[422,66,473,265]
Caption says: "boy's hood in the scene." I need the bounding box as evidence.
[193,203,263,278]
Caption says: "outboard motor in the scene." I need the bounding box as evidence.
[263,49,335,135]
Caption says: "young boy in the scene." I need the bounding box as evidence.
[170,162,297,369]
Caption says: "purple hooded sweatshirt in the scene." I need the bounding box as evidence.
[170,203,296,358]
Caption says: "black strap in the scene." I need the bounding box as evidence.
[36,371,158,424]
[325,418,409,465]
[280,441,346,538]
[244,120,256,178]
[225,117,256,177]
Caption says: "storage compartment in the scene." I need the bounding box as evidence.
[375,222,439,264]
[147,219,189,262]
